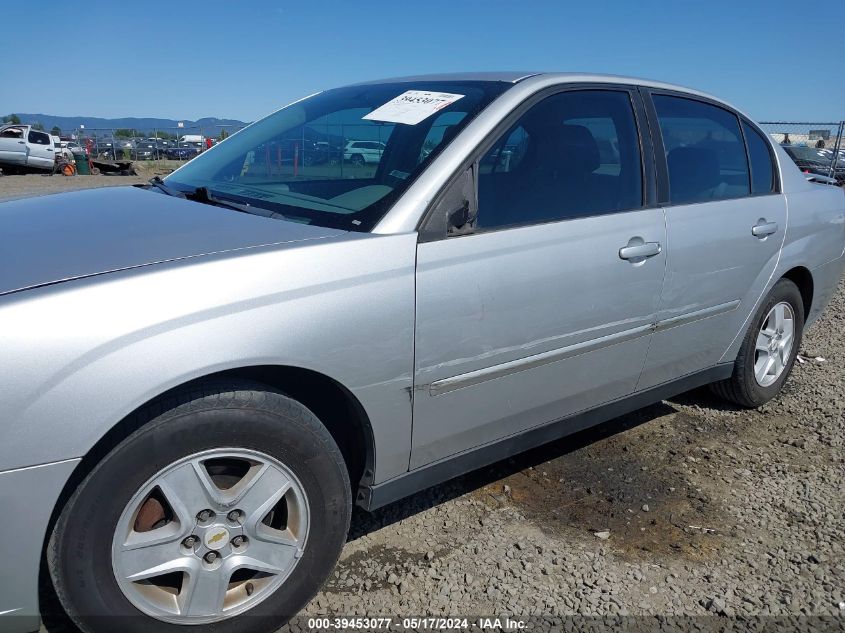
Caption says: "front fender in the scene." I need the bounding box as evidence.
[0,233,417,484]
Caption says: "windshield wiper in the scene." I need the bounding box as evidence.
[145,176,186,198]
[188,186,286,220]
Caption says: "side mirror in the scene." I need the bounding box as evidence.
[418,164,478,242]
[447,167,478,236]
[449,200,470,229]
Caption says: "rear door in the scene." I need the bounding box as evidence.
[26,130,55,168]
[411,86,667,468]
[0,127,27,164]
[637,90,787,389]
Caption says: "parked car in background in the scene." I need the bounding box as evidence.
[51,137,70,161]
[304,141,342,165]
[782,145,845,186]
[164,145,201,160]
[54,141,86,164]
[130,140,159,160]
[147,138,174,150]
[0,124,57,171]
[2,73,845,633]
[59,140,84,153]
[343,140,386,165]
[94,139,119,160]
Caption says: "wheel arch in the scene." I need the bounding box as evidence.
[781,265,813,319]
[38,364,375,617]
[44,364,375,554]
[124,365,372,491]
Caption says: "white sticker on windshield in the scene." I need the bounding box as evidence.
[363,90,464,125]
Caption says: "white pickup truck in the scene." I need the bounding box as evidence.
[0,124,58,171]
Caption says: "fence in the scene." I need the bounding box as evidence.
[758,121,844,181]
[71,124,246,165]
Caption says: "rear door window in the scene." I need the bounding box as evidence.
[653,95,750,204]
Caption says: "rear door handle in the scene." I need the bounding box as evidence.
[619,241,662,260]
[752,220,778,238]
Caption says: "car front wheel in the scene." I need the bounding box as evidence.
[711,278,804,408]
[48,380,351,633]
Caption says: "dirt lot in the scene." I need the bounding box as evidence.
[0,162,173,202]
[10,175,842,628]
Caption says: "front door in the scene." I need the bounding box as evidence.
[0,127,27,164]
[411,88,667,468]
[637,92,787,389]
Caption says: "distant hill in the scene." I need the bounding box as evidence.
[8,113,249,136]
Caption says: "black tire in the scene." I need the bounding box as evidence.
[48,380,351,633]
[710,278,804,407]
[350,154,364,166]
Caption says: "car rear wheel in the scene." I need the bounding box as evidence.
[48,380,351,633]
[710,278,804,408]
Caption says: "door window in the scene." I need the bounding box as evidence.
[742,121,776,194]
[477,90,643,229]
[27,130,51,145]
[653,95,750,204]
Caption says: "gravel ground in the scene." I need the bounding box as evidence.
[0,168,157,202]
[15,175,842,629]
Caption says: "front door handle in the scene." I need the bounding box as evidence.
[619,241,662,261]
[752,220,778,238]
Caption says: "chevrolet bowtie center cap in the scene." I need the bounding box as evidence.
[204,527,230,550]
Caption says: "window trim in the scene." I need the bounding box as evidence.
[417,83,655,242]
[642,88,781,207]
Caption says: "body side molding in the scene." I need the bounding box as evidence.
[361,364,732,510]
[428,302,739,397]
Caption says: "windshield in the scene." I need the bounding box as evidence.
[165,80,509,231]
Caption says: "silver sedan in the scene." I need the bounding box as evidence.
[1,72,844,632]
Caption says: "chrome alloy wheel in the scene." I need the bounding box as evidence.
[111,448,310,624]
[754,301,795,387]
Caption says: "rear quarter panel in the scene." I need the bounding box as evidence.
[720,147,845,362]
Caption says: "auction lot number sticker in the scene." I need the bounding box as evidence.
[363,91,465,125]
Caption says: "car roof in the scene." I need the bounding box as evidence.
[349,71,541,85]
[347,71,739,112]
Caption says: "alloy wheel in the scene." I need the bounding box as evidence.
[111,448,309,624]
[754,301,795,387]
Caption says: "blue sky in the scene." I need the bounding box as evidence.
[1,0,842,123]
